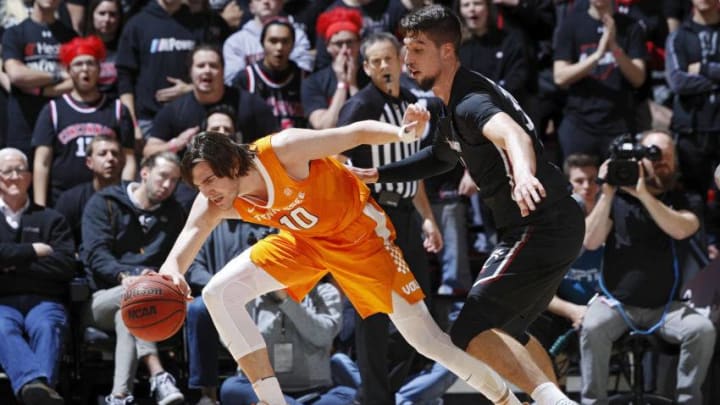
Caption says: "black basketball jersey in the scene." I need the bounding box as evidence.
[442,67,570,228]
[32,94,134,199]
[241,62,307,129]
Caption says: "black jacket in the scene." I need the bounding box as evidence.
[0,202,76,300]
[666,19,720,134]
[115,2,198,120]
[80,182,186,291]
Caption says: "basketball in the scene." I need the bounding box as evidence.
[121,273,188,342]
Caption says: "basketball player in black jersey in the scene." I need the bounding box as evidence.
[352,5,583,405]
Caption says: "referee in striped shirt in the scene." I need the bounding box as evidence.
[338,32,445,405]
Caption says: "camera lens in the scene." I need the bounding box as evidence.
[643,145,662,161]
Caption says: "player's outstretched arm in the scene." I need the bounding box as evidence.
[159,194,227,286]
[273,103,430,164]
[372,143,458,184]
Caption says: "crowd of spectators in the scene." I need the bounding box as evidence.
[1,0,720,404]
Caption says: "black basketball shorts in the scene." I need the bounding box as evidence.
[450,196,585,348]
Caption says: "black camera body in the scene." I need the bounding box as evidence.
[605,137,661,186]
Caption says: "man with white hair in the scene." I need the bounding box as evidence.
[0,147,76,405]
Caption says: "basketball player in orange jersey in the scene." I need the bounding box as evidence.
[158,104,524,405]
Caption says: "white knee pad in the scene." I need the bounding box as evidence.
[202,249,285,359]
[389,293,519,404]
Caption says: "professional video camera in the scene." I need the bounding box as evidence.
[605,135,661,186]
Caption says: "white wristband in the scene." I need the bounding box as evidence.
[398,124,417,143]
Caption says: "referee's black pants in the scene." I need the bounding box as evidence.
[354,200,432,405]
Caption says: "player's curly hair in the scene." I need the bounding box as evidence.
[181,131,256,186]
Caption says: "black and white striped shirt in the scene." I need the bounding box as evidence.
[339,84,423,199]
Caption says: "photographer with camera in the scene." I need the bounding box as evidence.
[580,130,716,404]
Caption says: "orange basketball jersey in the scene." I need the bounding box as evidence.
[233,136,376,237]
[232,136,425,317]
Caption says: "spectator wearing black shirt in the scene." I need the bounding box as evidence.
[32,36,135,207]
[145,44,278,210]
[338,32,443,405]
[146,45,278,157]
[54,134,122,248]
[455,0,529,119]
[665,0,720,197]
[236,18,307,129]
[553,0,646,159]
[301,7,363,129]
[115,0,221,142]
[582,130,716,404]
[2,0,76,158]
[0,147,75,405]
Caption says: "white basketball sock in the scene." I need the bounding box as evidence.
[252,377,287,405]
[531,382,576,405]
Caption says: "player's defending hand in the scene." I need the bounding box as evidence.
[400,103,430,142]
[348,166,379,184]
[512,172,546,217]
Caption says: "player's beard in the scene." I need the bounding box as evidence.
[416,76,436,91]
